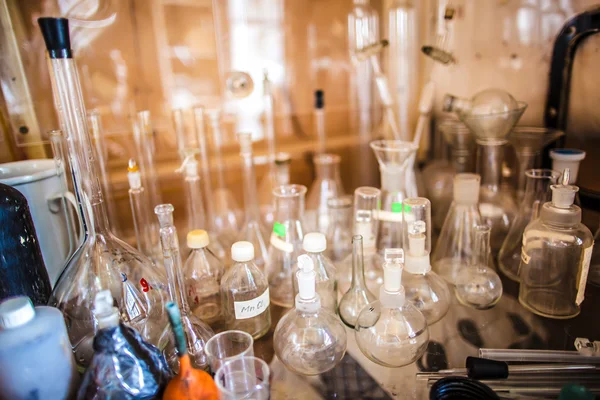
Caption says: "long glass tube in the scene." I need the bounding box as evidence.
[193,107,216,232]
[208,110,227,192]
[136,111,162,209]
[183,156,207,232]
[172,109,189,161]
[239,133,264,225]
[128,159,155,258]
[263,71,276,167]
[479,348,600,364]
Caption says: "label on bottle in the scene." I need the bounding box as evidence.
[234,288,270,320]
[576,244,594,306]
[270,233,294,253]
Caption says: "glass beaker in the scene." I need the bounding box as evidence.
[306,154,345,234]
[326,196,353,262]
[259,152,291,227]
[266,184,307,308]
[40,17,168,369]
[370,140,419,252]
[205,330,254,374]
[214,356,270,400]
[499,169,560,281]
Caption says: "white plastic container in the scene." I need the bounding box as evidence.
[0,296,79,399]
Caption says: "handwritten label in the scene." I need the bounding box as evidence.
[140,278,152,292]
[576,245,594,305]
[234,289,270,320]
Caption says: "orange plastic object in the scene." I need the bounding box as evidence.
[163,354,219,400]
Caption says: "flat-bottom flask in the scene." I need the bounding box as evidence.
[455,224,503,310]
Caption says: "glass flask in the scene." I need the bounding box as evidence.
[236,132,270,270]
[499,169,560,282]
[274,254,347,375]
[306,154,345,234]
[221,242,271,339]
[338,235,377,328]
[432,173,483,285]
[338,187,383,295]
[155,205,214,372]
[39,17,168,368]
[292,233,337,313]
[455,224,503,310]
[402,198,450,325]
[184,230,225,328]
[355,248,429,367]
[259,152,291,227]
[370,140,419,252]
[519,171,594,319]
[326,196,353,262]
[266,184,307,307]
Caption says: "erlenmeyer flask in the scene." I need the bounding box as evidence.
[370,140,419,252]
[338,235,376,328]
[259,152,291,227]
[499,169,560,281]
[235,132,270,270]
[155,205,214,372]
[338,187,383,295]
[432,173,482,285]
[306,154,345,234]
[326,196,353,262]
[455,224,503,310]
[266,184,307,308]
[40,17,168,368]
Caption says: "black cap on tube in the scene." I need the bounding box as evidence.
[466,356,509,380]
[38,17,72,59]
[314,90,324,109]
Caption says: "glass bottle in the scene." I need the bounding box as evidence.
[184,230,224,328]
[266,184,307,307]
[274,254,347,375]
[338,187,383,295]
[221,242,271,339]
[370,140,419,252]
[306,154,345,234]
[326,195,353,262]
[40,17,167,368]
[519,171,594,319]
[236,132,270,270]
[292,233,337,313]
[455,224,503,310]
[259,152,291,227]
[355,248,429,367]
[338,235,377,328]
[499,169,560,282]
[155,204,214,372]
[432,173,483,285]
[402,198,450,325]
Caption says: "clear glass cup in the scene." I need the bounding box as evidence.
[305,154,345,234]
[205,330,254,374]
[215,356,270,400]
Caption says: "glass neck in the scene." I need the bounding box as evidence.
[129,187,154,256]
[450,148,472,174]
[351,237,368,288]
[471,228,491,269]
[330,207,353,228]
[241,153,261,222]
[523,175,554,207]
[275,163,290,186]
[477,142,504,190]
[158,222,189,311]
[275,193,304,222]
[210,117,226,189]
[380,166,407,192]
[516,152,538,195]
[315,161,340,181]
[184,175,207,230]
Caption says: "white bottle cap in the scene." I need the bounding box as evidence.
[453,173,480,204]
[297,254,316,300]
[303,232,327,253]
[232,241,254,262]
[0,297,35,329]
[94,290,119,329]
[187,229,210,249]
[550,149,586,184]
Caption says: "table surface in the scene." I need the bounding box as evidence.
[250,275,600,400]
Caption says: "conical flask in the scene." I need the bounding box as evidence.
[326,195,353,262]
[370,140,419,252]
[39,17,168,368]
[432,173,483,285]
[155,205,214,372]
[338,235,376,328]
[266,184,307,307]
[305,154,345,234]
[455,224,503,310]
[259,152,291,227]
[499,169,560,281]
[235,132,270,270]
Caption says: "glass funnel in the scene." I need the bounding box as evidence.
[326,196,353,262]
[499,169,560,282]
[370,140,419,252]
[266,184,307,308]
[235,132,270,270]
[432,173,483,285]
[155,205,215,372]
[259,152,291,227]
[306,154,345,234]
[355,248,429,367]
[338,235,377,328]
[455,224,503,310]
[274,254,347,376]
[39,17,168,369]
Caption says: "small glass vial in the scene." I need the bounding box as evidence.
[184,230,225,328]
[274,254,347,375]
[519,170,594,319]
[221,242,272,339]
[292,232,337,313]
